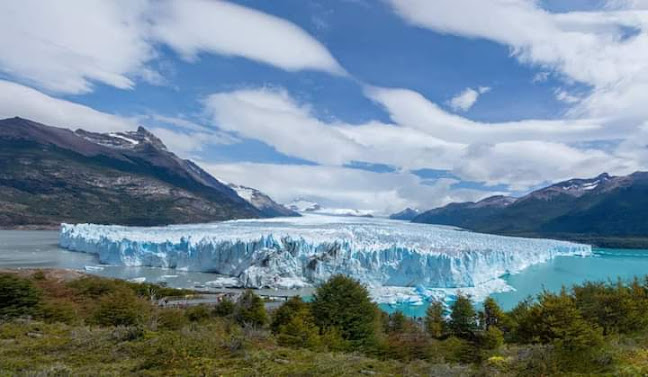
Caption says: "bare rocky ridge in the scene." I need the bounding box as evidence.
[388,208,420,221]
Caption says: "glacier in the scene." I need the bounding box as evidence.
[59,215,591,302]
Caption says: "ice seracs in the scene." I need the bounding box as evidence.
[60,215,591,302]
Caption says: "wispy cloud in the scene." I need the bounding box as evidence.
[0,0,345,95]
[151,0,345,75]
[200,162,491,214]
[448,86,490,111]
[201,85,637,192]
[385,0,648,122]
[0,80,136,132]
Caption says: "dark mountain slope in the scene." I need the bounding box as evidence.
[413,173,648,248]
[389,208,420,221]
[0,117,262,227]
[412,195,516,229]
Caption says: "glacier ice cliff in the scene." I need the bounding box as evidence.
[59,215,591,297]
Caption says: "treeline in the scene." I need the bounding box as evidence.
[2,271,648,376]
[263,275,648,374]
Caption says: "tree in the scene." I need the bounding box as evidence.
[482,297,506,331]
[508,296,535,342]
[573,279,648,335]
[0,274,41,318]
[425,300,446,338]
[479,326,504,350]
[386,311,408,334]
[234,290,267,327]
[271,296,309,333]
[275,307,321,349]
[311,275,379,348]
[535,289,603,351]
[448,293,478,339]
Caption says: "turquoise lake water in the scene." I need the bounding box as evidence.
[2,230,648,317]
[380,248,648,317]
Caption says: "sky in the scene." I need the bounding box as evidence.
[1,0,648,214]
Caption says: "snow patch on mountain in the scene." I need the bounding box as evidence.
[229,184,298,217]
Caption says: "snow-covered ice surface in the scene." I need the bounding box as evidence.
[59,215,591,303]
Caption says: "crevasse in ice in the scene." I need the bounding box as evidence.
[59,215,591,293]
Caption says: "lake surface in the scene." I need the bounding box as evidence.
[0,230,313,297]
[382,249,648,317]
[2,230,648,316]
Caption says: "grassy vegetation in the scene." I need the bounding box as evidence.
[2,270,648,376]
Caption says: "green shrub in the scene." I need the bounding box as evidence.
[234,290,267,327]
[213,297,235,318]
[40,299,78,324]
[276,311,322,350]
[0,273,41,318]
[479,326,504,350]
[319,327,350,352]
[91,288,148,327]
[185,304,211,323]
[158,309,189,330]
[271,296,309,333]
[67,276,122,298]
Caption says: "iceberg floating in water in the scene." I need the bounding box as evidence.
[84,265,104,272]
[60,215,591,300]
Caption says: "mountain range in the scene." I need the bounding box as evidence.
[0,117,296,228]
[411,172,648,248]
[388,208,420,221]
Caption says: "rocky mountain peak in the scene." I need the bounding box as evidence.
[74,126,168,151]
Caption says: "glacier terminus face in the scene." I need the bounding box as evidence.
[59,215,591,303]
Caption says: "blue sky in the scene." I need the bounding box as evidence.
[1,0,647,214]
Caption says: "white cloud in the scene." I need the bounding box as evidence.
[0,80,244,158]
[448,87,490,111]
[0,80,135,132]
[200,162,491,214]
[142,115,240,157]
[148,128,235,157]
[365,86,612,144]
[554,89,581,104]
[204,88,364,165]
[386,0,648,122]
[532,72,550,83]
[0,0,344,94]
[200,85,643,193]
[0,0,154,94]
[152,0,344,75]
[455,141,638,190]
